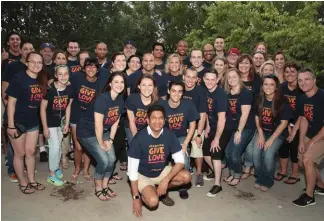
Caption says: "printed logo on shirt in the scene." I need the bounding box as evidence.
[304,104,313,122]
[135,108,147,125]
[262,107,273,130]
[229,98,237,118]
[104,106,119,125]
[52,95,68,110]
[207,97,213,112]
[285,95,296,110]
[148,144,165,164]
[197,77,202,85]
[70,65,81,73]
[8,58,16,64]
[30,85,43,102]
[78,85,96,104]
[168,113,184,130]
[182,95,192,100]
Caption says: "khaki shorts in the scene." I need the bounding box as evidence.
[138,166,172,193]
[298,137,324,165]
[190,130,204,158]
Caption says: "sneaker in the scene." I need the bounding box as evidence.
[206,185,223,197]
[9,173,18,183]
[47,175,65,186]
[161,194,175,206]
[189,167,194,174]
[40,151,48,162]
[55,169,64,179]
[203,172,215,181]
[195,174,204,187]
[179,189,189,199]
[292,193,316,207]
[303,186,324,196]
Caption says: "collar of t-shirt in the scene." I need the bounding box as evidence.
[147,125,163,137]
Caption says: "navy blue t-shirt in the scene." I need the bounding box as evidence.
[165,73,183,86]
[203,60,213,70]
[125,93,153,131]
[181,56,191,71]
[2,60,26,83]
[44,83,74,127]
[227,87,255,130]
[128,127,182,178]
[280,82,303,125]
[243,74,262,96]
[155,62,165,73]
[99,58,111,70]
[127,70,168,97]
[43,62,56,80]
[297,89,324,138]
[67,59,81,74]
[5,71,43,127]
[1,53,22,75]
[257,99,291,136]
[206,87,228,128]
[159,99,200,137]
[197,67,209,88]
[77,92,125,138]
[183,85,208,114]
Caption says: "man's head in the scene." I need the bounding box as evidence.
[123,40,136,59]
[168,81,185,103]
[298,68,316,93]
[147,104,166,132]
[214,36,225,52]
[142,53,155,72]
[67,40,80,57]
[176,40,188,56]
[203,69,219,91]
[226,48,240,67]
[203,43,215,62]
[152,42,165,59]
[7,32,21,52]
[95,42,108,60]
[190,49,203,69]
[40,43,54,63]
[183,67,198,89]
[21,41,35,60]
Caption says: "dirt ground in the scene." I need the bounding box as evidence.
[1,155,324,221]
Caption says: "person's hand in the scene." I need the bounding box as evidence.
[264,137,274,151]
[210,138,221,153]
[286,127,297,143]
[157,178,169,196]
[63,124,70,134]
[194,136,202,148]
[205,126,210,138]
[103,140,113,152]
[298,141,306,154]
[43,128,50,139]
[305,139,315,150]
[2,48,9,61]
[234,131,241,144]
[181,143,188,155]
[132,198,142,217]
[7,127,18,139]
[257,134,265,149]
[99,141,108,151]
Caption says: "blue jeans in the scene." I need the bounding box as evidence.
[244,131,257,168]
[225,129,254,178]
[252,132,284,188]
[178,136,190,171]
[7,141,15,175]
[78,132,116,180]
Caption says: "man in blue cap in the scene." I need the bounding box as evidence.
[40,42,55,79]
[123,40,136,59]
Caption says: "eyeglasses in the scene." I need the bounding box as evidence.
[28,61,43,66]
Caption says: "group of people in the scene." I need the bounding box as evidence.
[1,32,324,217]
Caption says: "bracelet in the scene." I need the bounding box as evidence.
[7,127,16,129]
[108,138,114,142]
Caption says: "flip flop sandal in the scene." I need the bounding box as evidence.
[240,172,251,179]
[83,174,94,182]
[284,176,300,185]
[228,178,240,187]
[103,187,117,198]
[95,189,109,201]
[28,182,45,190]
[112,172,123,180]
[223,176,234,183]
[274,172,287,181]
[19,184,35,194]
[108,178,116,184]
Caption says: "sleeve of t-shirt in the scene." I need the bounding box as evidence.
[281,103,292,121]
[128,136,142,159]
[216,90,228,113]
[2,63,13,83]
[94,94,108,114]
[241,89,253,105]
[187,100,200,122]
[169,131,182,154]
[125,95,135,111]
[158,75,168,97]
[5,75,21,98]
[198,88,208,113]
[1,59,9,76]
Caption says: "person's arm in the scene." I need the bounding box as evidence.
[6,96,18,138]
[264,119,288,150]
[1,81,9,105]
[127,110,138,136]
[194,112,206,146]
[234,105,251,144]
[183,121,196,152]
[40,99,50,138]
[63,98,73,134]
[287,116,301,143]
[306,126,324,149]
[94,112,105,148]
[255,115,265,148]
[211,112,226,152]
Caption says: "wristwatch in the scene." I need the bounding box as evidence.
[236,129,240,132]
[197,134,201,138]
[133,195,140,200]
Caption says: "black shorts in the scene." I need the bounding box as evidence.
[203,128,233,160]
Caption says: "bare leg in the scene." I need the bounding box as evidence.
[71,126,82,177]
[212,160,222,186]
[304,158,317,197]
[25,130,39,183]
[10,134,27,185]
[141,185,159,208]
[195,157,203,174]
[316,168,324,188]
[203,156,213,171]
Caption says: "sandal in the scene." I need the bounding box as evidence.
[19,184,35,194]
[83,174,94,182]
[274,172,287,181]
[241,172,251,179]
[28,182,45,190]
[71,173,79,183]
[228,178,240,186]
[108,178,116,184]
[223,175,234,184]
[103,187,117,198]
[112,172,123,180]
[95,189,109,201]
[284,176,300,185]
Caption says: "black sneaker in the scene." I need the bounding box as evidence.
[189,167,194,175]
[206,185,222,197]
[40,151,48,162]
[203,172,215,181]
[160,194,175,206]
[303,186,324,196]
[292,193,316,207]
[179,189,189,199]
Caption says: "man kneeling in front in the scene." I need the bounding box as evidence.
[128,104,191,217]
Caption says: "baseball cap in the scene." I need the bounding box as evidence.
[41,43,54,50]
[227,48,240,56]
[124,40,136,47]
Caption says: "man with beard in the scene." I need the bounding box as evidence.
[202,43,215,70]
[95,42,111,69]
[214,36,226,57]
[40,43,55,80]
[123,40,136,60]
[66,40,81,74]
[176,40,190,70]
